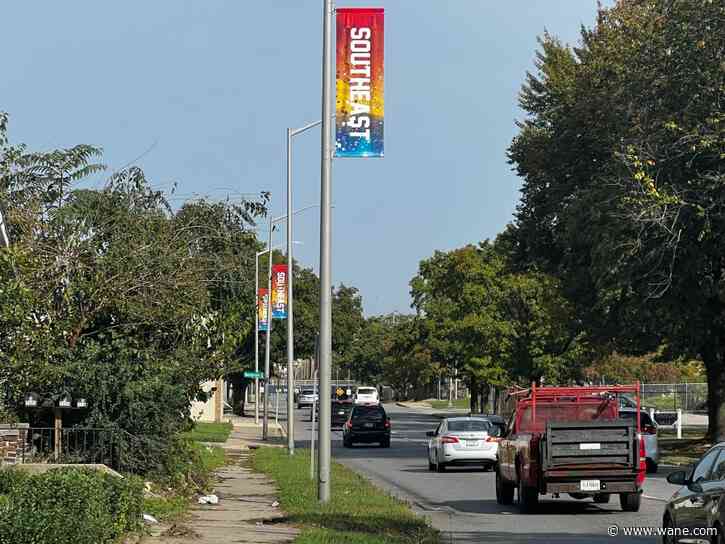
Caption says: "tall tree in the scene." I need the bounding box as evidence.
[508,1,725,436]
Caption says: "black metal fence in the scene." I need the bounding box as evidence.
[18,427,125,471]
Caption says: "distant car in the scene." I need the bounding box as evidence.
[354,386,379,405]
[331,400,354,428]
[662,443,725,543]
[427,416,502,472]
[297,388,318,409]
[620,408,660,473]
[343,404,391,448]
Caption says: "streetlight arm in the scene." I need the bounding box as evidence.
[272,204,321,225]
[290,120,322,137]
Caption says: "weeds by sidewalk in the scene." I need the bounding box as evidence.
[252,447,439,544]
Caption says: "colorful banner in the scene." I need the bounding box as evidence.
[257,288,269,331]
[335,8,384,158]
[271,264,288,319]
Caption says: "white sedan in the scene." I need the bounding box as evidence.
[426,416,503,472]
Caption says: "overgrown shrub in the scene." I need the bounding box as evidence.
[0,467,143,544]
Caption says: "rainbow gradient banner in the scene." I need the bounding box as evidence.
[257,288,269,332]
[335,8,384,158]
[271,264,288,319]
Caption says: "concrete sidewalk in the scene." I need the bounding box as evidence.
[141,420,298,544]
[395,400,469,416]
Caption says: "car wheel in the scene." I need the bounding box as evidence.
[435,452,446,473]
[647,459,659,474]
[620,492,641,512]
[662,513,676,544]
[343,437,352,448]
[711,523,723,544]
[495,467,515,505]
[593,493,610,504]
[428,454,435,471]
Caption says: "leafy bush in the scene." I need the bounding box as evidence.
[0,467,143,544]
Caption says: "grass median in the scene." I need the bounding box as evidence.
[252,447,439,544]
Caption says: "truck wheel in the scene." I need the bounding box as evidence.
[619,492,641,512]
[593,493,610,504]
[495,468,515,505]
[518,478,539,512]
[436,453,446,472]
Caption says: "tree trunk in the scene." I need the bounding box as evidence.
[702,323,725,441]
[481,386,490,414]
[470,377,479,413]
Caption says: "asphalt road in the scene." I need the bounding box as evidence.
[289,402,679,544]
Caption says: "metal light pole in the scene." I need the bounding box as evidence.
[318,0,334,503]
[286,120,324,456]
[260,206,316,441]
[263,215,274,441]
[254,253,260,425]
[257,241,300,428]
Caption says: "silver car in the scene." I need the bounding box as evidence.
[620,408,659,473]
[426,416,504,472]
[297,389,318,409]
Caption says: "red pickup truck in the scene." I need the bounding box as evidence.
[496,383,646,512]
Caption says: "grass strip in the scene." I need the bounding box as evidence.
[252,447,439,544]
[429,398,470,410]
[182,421,233,443]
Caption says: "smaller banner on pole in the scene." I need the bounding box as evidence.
[258,288,269,331]
[335,7,384,158]
[272,264,288,319]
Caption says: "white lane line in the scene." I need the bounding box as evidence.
[643,494,668,502]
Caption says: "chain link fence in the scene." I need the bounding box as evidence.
[640,383,708,414]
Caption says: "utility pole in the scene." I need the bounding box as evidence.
[317,0,334,503]
[263,215,274,441]
[254,253,260,425]
[286,127,295,455]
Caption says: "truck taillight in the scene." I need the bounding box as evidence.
[636,437,646,487]
[441,435,459,444]
[384,420,391,428]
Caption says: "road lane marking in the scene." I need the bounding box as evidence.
[642,494,668,502]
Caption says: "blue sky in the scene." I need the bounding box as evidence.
[1,1,606,316]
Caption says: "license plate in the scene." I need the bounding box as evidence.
[580,443,601,450]
[580,480,601,491]
[465,440,480,447]
[364,422,374,428]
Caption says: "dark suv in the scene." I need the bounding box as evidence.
[343,404,391,448]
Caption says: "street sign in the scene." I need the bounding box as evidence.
[244,371,265,379]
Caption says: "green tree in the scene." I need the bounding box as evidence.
[507,0,725,437]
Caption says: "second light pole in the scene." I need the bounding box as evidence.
[286,119,323,455]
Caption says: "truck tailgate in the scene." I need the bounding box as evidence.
[543,420,635,469]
